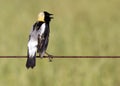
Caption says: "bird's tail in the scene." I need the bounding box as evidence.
[26,55,36,69]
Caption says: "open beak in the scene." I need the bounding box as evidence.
[50,14,54,19]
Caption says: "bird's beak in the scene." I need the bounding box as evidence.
[50,14,54,19]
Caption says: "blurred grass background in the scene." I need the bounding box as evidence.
[0,0,120,86]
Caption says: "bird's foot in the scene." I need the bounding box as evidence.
[45,52,53,62]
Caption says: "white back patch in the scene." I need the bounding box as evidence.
[38,23,45,36]
[28,40,37,58]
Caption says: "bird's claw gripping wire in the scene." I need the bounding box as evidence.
[45,52,53,62]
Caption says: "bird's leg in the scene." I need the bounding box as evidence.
[45,52,53,62]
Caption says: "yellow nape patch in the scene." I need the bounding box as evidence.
[38,16,44,21]
[38,12,45,22]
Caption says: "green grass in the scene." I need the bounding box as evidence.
[0,0,120,86]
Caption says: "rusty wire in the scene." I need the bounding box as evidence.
[0,56,119,58]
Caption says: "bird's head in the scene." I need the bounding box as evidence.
[38,11,53,22]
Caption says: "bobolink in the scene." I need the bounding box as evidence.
[26,11,53,69]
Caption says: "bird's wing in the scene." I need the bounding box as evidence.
[37,23,49,55]
[27,22,42,57]
[37,23,46,52]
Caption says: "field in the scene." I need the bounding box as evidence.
[0,0,120,86]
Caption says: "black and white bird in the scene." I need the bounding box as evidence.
[26,11,53,69]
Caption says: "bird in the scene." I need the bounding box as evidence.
[26,11,53,69]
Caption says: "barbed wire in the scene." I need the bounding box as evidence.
[0,56,120,58]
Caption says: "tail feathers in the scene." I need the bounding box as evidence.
[26,57,36,69]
